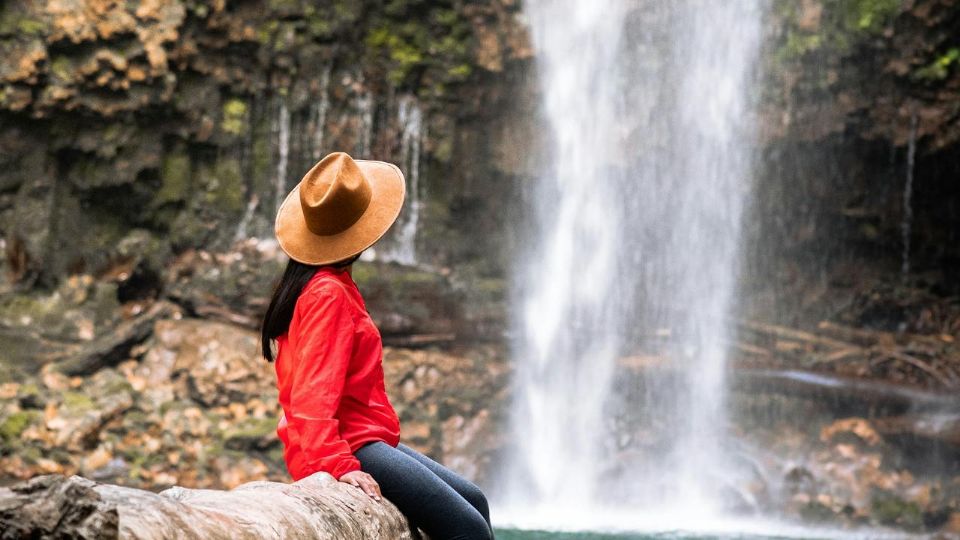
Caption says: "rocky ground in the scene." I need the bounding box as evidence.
[4,238,960,537]
[0,239,510,494]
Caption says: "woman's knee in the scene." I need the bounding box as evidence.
[459,482,490,518]
[451,510,492,540]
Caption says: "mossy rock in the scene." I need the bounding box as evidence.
[61,391,96,413]
[0,410,41,445]
[156,149,192,205]
[0,4,48,38]
[871,491,925,530]
[223,416,280,451]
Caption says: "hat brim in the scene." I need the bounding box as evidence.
[275,159,406,265]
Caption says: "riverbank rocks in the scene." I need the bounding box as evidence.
[143,317,271,407]
[0,312,509,491]
[0,472,418,539]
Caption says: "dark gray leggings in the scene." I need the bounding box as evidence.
[354,441,494,540]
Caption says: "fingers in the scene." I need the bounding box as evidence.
[346,472,381,502]
[361,475,382,502]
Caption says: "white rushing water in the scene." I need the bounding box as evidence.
[311,64,333,163]
[901,111,918,280]
[355,88,374,157]
[274,98,291,211]
[498,0,764,527]
[376,94,424,265]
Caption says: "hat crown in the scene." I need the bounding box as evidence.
[299,152,373,236]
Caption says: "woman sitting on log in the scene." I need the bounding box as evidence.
[260,151,494,540]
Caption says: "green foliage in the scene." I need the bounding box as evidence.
[773,0,903,63]
[221,98,249,136]
[363,1,474,91]
[842,0,901,33]
[913,47,960,81]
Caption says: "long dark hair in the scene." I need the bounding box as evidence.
[260,253,361,361]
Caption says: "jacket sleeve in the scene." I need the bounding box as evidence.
[286,287,362,480]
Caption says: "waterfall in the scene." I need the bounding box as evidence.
[355,89,374,157]
[902,111,918,280]
[376,94,424,265]
[498,0,763,529]
[311,64,333,162]
[274,98,291,211]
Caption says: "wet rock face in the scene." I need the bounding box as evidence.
[0,0,534,291]
[745,0,960,324]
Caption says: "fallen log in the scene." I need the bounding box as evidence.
[732,368,960,415]
[736,319,856,351]
[0,472,419,539]
[52,302,174,377]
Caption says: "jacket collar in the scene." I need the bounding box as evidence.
[311,265,366,308]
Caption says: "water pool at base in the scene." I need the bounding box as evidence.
[494,531,796,540]
[492,529,910,540]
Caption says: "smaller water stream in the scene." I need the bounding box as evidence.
[901,111,918,280]
[376,94,424,265]
[355,88,374,157]
[274,98,291,211]
[311,64,333,162]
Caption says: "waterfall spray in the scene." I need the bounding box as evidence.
[498,0,763,529]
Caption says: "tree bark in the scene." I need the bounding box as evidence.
[0,472,420,540]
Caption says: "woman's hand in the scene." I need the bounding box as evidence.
[339,470,382,502]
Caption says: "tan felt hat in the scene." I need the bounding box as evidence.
[275,151,406,265]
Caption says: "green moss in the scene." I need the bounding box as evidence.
[250,116,274,199]
[62,391,95,412]
[0,411,39,444]
[221,98,248,136]
[50,56,73,81]
[0,10,48,37]
[204,158,245,213]
[799,500,836,522]
[307,17,333,38]
[914,47,960,81]
[871,491,924,530]
[267,0,300,13]
[157,150,191,204]
[256,20,279,45]
[363,2,474,92]
[351,261,377,286]
[17,18,45,35]
[773,0,903,63]
[224,417,277,442]
[447,64,472,80]
[842,0,901,33]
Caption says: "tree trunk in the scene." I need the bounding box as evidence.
[0,472,420,540]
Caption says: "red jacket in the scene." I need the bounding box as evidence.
[274,266,401,480]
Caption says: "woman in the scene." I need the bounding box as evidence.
[260,151,494,540]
